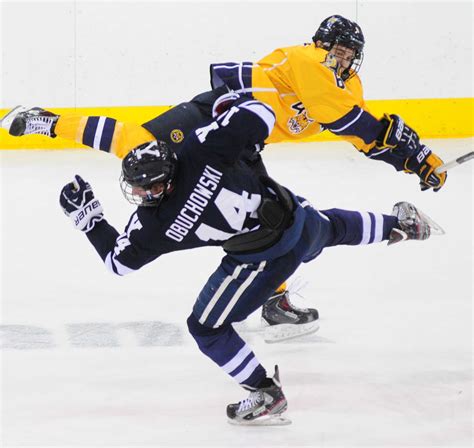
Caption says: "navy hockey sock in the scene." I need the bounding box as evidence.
[187,313,266,389]
[322,209,398,247]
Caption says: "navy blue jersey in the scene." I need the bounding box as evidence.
[86,99,279,275]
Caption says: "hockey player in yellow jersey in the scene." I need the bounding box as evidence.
[210,15,446,191]
[0,15,447,342]
[2,15,447,193]
[237,40,367,145]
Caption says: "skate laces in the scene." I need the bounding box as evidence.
[283,277,310,312]
[25,115,55,136]
[237,391,263,413]
[287,277,308,300]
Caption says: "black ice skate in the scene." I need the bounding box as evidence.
[1,105,58,137]
[388,201,445,246]
[227,365,291,426]
[262,290,319,343]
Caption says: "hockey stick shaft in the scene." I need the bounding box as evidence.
[435,151,474,174]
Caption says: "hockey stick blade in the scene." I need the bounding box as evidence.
[435,151,474,174]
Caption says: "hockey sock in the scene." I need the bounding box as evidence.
[322,208,398,246]
[274,282,287,294]
[187,313,267,389]
[55,114,86,143]
[55,115,154,159]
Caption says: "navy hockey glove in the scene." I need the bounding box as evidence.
[404,146,447,192]
[376,114,420,158]
[59,175,104,231]
[212,91,241,118]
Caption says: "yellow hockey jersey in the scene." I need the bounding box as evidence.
[56,44,384,160]
[210,45,383,154]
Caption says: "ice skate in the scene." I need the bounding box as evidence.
[1,105,58,137]
[262,290,319,343]
[388,201,445,246]
[227,365,291,426]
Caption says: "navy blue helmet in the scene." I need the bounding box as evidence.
[120,140,178,206]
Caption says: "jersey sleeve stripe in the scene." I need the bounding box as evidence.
[324,106,385,145]
[105,252,136,276]
[235,87,278,94]
[328,107,363,132]
[210,62,253,91]
[367,147,391,158]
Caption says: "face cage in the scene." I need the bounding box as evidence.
[319,40,364,80]
[119,174,165,207]
[342,51,364,80]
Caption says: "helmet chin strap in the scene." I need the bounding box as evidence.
[143,180,174,204]
[145,190,158,201]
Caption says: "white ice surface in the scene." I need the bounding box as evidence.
[0,140,472,447]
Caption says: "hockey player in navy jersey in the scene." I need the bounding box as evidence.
[1,15,448,343]
[56,96,443,425]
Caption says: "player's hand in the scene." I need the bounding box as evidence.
[59,175,104,231]
[404,146,447,192]
[377,114,420,158]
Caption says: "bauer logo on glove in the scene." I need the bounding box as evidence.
[377,114,420,158]
[59,175,104,232]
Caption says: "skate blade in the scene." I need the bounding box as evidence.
[0,105,26,131]
[228,414,292,426]
[418,208,445,236]
[264,321,319,343]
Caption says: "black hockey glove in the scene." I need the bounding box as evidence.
[376,114,420,158]
[404,146,447,192]
[59,175,104,231]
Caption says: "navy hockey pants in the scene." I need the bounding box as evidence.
[187,205,398,389]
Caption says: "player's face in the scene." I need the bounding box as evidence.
[329,44,355,69]
[132,182,165,198]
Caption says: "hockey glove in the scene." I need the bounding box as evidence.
[404,146,447,192]
[212,91,241,118]
[376,114,420,158]
[59,175,104,231]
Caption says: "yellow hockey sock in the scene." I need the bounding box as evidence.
[275,282,287,294]
[55,115,154,159]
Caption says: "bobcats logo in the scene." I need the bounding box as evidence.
[170,129,184,143]
[288,102,314,134]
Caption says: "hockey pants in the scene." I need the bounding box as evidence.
[187,205,398,389]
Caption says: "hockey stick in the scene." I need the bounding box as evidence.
[435,151,474,174]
